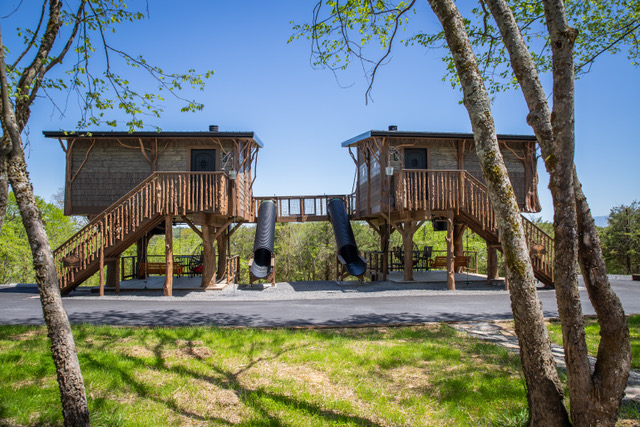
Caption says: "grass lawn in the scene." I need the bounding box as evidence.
[0,324,529,426]
[546,314,640,370]
[1,320,638,426]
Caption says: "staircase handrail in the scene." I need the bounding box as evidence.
[55,171,226,254]
[53,171,227,290]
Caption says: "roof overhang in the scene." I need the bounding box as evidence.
[340,130,536,147]
[43,130,264,148]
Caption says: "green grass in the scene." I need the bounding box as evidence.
[0,324,531,426]
[546,314,640,370]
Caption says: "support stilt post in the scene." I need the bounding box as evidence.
[487,243,499,286]
[201,224,217,288]
[99,222,105,296]
[446,210,456,291]
[381,224,389,280]
[453,222,467,273]
[400,222,417,281]
[216,228,228,280]
[106,256,120,293]
[164,215,173,296]
[136,235,150,279]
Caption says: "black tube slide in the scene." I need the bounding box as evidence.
[251,200,277,279]
[327,198,367,277]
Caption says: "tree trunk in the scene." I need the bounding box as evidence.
[0,28,90,426]
[485,0,630,422]
[542,4,595,423]
[574,169,630,424]
[426,1,569,424]
[0,138,9,231]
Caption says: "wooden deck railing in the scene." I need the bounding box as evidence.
[362,250,385,279]
[522,217,555,283]
[394,169,553,283]
[253,194,355,222]
[395,170,496,228]
[54,172,228,291]
[226,255,240,284]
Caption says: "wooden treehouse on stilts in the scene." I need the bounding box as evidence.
[45,129,261,295]
[45,126,554,296]
[341,129,554,289]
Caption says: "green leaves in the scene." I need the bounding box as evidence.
[6,0,214,132]
[0,193,79,284]
[602,200,640,274]
[291,0,640,98]
[290,0,417,100]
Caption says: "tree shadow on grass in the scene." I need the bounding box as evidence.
[81,329,384,426]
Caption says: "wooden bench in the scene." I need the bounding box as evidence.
[430,256,470,270]
[139,262,185,277]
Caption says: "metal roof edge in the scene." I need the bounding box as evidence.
[42,130,264,147]
[340,130,536,147]
[340,131,373,147]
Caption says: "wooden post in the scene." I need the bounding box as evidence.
[106,256,120,293]
[99,224,105,297]
[201,224,217,288]
[216,228,228,280]
[381,224,390,280]
[400,221,416,281]
[446,211,456,291]
[164,215,173,296]
[487,243,499,286]
[136,236,149,279]
[453,222,467,273]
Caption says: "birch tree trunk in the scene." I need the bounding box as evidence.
[426,1,569,424]
[485,0,630,423]
[0,24,90,427]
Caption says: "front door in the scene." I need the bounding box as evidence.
[191,149,216,172]
[404,148,428,203]
[190,149,216,210]
[404,148,427,169]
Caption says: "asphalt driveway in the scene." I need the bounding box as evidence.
[1,276,637,327]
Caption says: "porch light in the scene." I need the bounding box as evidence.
[385,166,394,176]
[228,170,237,180]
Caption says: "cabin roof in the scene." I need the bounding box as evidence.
[43,130,264,148]
[340,130,537,147]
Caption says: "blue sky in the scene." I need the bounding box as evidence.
[2,0,638,221]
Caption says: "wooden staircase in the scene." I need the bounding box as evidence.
[395,170,554,286]
[53,172,229,294]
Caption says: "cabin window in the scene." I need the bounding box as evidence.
[359,162,368,184]
[370,149,380,177]
[404,148,427,169]
[221,151,233,171]
[190,149,216,172]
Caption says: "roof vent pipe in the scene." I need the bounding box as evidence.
[388,125,397,131]
[209,125,219,132]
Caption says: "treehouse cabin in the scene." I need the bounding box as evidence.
[44,128,262,295]
[342,129,553,288]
